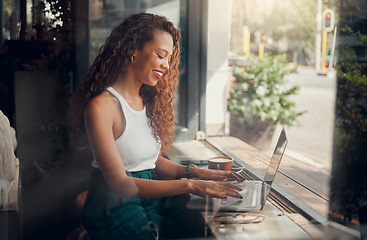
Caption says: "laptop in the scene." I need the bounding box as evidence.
[186,127,288,212]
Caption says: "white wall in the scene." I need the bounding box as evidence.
[206,0,231,136]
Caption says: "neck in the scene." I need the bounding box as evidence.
[112,71,142,99]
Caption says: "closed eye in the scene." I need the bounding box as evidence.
[156,53,164,59]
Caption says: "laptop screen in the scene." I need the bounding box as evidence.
[263,128,288,187]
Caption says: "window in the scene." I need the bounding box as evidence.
[87,0,208,141]
[227,0,367,231]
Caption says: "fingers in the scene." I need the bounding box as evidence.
[207,181,243,199]
[221,181,242,192]
[213,170,245,181]
[198,167,246,182]
[191,180,242,199]
[215,170,245,182]
[226,171,246,182]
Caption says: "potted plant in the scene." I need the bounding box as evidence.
[228,54,304,149]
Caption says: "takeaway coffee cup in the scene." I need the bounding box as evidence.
[208,156,233,171]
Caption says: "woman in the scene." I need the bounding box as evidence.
[71,13,245,239]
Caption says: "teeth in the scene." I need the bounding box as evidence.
[154,70,163,77]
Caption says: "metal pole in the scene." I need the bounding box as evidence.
[315,0,322,72]
[0,0,3,42]
[243,25,250,55]
[321,29,327,74]
[20,0,27,40]
[259,42,264,58]
[329,26,337,70]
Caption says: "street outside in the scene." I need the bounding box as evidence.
[225,65,336,170]
[279,66,337,170]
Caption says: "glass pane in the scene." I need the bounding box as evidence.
[2,0,17,42]
[228,0,334,219]
[89,0,187,128]
[89,0,182,63]
[329,0,367,227]
[228,0,367,228]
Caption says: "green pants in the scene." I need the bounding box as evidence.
[81,168,205,239]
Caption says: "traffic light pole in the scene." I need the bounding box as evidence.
[321,29,328,74]
[258,42,264,58]
[243,25,250,56]
[329,26,337,70]
[315,0,322,73]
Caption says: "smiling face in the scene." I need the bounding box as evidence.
[131,30,174,87]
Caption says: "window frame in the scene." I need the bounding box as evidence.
[174,0,208,141]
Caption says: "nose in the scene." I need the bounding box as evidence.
[162,58,169,70]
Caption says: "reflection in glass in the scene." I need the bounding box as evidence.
[329,0,367,228]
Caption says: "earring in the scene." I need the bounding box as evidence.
[131,56,134,63]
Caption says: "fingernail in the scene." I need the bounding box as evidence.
[222,176,227,179]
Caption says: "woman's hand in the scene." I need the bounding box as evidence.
[187,179,243,199]
[190,167,246,182]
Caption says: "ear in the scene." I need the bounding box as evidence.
[131,49,139,63]
[130,50,137,64]
[132,49,138,58]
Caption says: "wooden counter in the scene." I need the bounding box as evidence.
[168,138,359,239]
[207,136,330,222]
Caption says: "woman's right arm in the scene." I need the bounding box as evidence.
[84,96,242,200]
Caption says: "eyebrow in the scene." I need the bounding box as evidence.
[158,48,171,55]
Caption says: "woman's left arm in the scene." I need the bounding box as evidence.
[154,155,246,182]
[154,155,186,180]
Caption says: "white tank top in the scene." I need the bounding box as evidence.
[92,87,161,171]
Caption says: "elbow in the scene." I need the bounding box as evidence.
[109,176,139,199]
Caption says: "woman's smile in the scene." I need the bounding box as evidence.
[153,69,164,80]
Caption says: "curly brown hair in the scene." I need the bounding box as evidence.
[70,13,181,155]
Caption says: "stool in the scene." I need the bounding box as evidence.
[75,190,88,211]
[66,191,89,240]
[66,225,89,240]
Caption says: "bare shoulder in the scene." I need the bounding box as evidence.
[84,91,119,123]
[84,90,126,142]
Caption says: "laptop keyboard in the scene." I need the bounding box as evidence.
[219,181,262,209]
